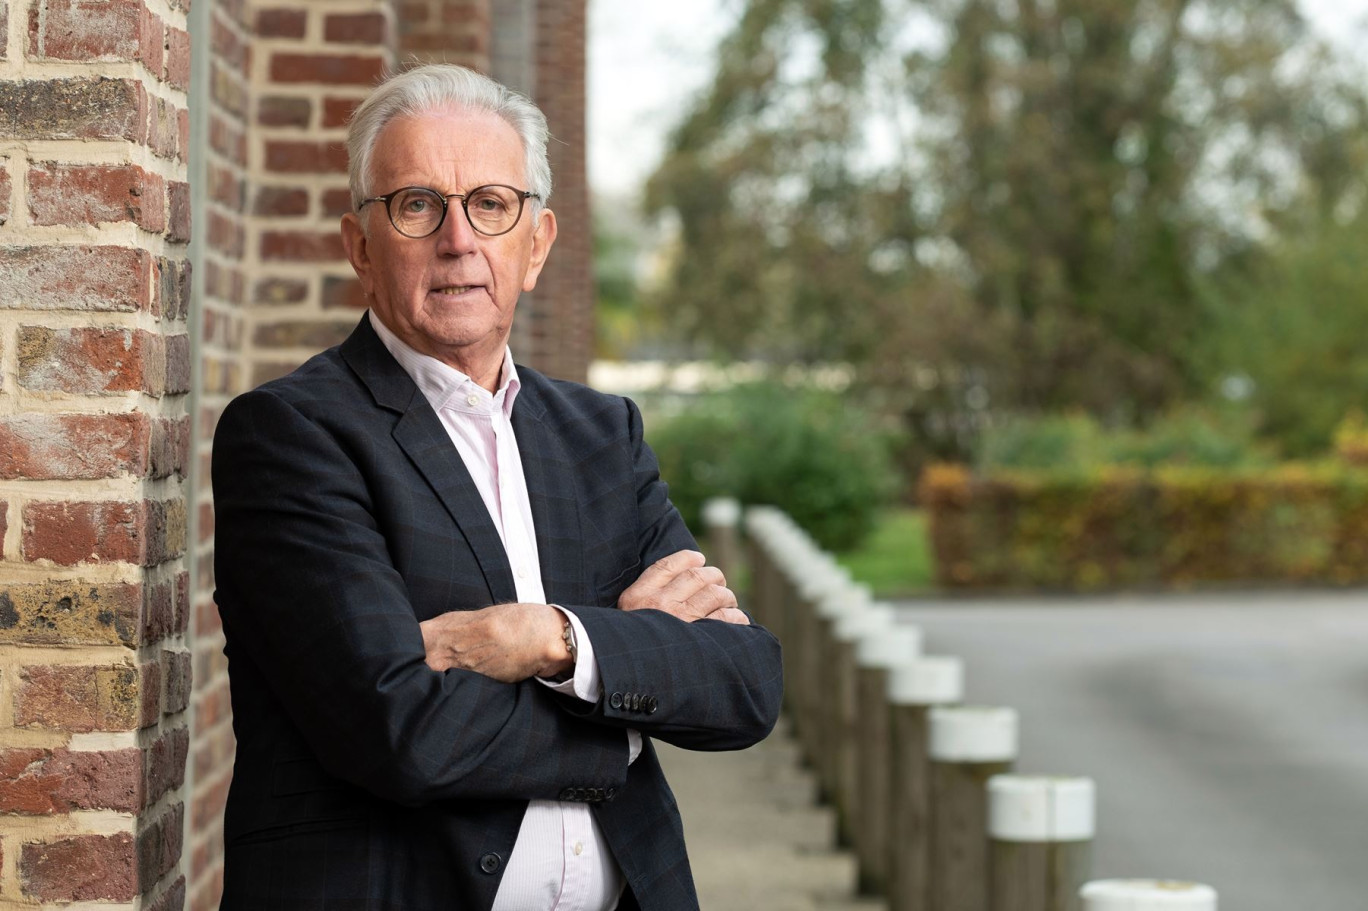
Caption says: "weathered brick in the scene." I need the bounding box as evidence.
[270,52,386,85]
[0,581,141,646]
[257,7,307,38]
[17,327,161,394]
[260,231,345,261]
[323,275,367,310]
[175,571,190,635]
[140,6,164,78]
[144,580,174,643]
[28,0,141,62]
[322,96,361,128]
[20,833,137,902]
[138,803,184,885]
[148,95,183,160]
[0,413,151,480]
[0,165,11,226]
[149,416,191,481]
[255,278,309,304]
[0,78,143,142]
[167,334,191,394]
[208,165,244,209]
[257,95,311,128]
[15,664,144,733]
[253,320,355,349]
[169,181,192,243]
[158,257,193,321]
[28,163,165,230]
[325,12,387,44]
[254,187,309,216]
[264,140,348,174]
[22,500,142,566]
[167,27,191,91]
[0,246,151,312]
[0,747,141,814]
[144,727,189,805]
[208,210,246,258]
[147,875,187,911]
[0,4,7,60]
[163,650,192,715]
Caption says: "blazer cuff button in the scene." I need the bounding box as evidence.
[479,853,502,874]
[609,692,624,710]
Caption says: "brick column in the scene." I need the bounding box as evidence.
[0,1,192,908]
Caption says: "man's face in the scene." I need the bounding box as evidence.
[341,108,557,376]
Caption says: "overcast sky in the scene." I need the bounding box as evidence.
[587,0,1368,199]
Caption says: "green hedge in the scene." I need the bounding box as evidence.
[920,462,1368,590]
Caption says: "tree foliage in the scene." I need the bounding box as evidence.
[645,0,1368,457]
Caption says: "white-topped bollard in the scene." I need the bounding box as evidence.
[852,620,924,895]
[988,775,1096,911]
[827,599,891,845]
[887,656,967,911]
[1080,880,1217,911]
[926,706,1019,911]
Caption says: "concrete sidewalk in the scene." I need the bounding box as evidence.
[655,719,885,911]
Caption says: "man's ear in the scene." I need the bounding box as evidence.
[341,212,375,295]
[521,209,558,293]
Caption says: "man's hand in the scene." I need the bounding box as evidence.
[420,603,573,681]
[618,550,750,625]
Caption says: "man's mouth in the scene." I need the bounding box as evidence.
[435,285,477,296]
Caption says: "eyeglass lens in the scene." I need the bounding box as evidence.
[388,186,524,237]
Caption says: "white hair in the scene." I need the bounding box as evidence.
[346,64,552,220]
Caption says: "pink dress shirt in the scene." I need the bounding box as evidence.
[371,313,635,911]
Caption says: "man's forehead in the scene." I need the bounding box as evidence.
[370,108,525,182]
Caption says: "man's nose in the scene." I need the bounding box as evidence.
[435,201,479,255]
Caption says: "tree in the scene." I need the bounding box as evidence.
[645,0,1368,456]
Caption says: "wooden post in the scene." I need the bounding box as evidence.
[988,776,1095,911]
[743,508,778,629]
[831,600,894,847]
[928,707,1019,911]
[1079,880,1217,910]
[887,656,966,911]
[792,562,849,768]
[854,622,924,895]
[702,497,742,588]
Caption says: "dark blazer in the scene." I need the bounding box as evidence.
[211,314,783,911]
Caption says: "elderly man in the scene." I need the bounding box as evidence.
[211,64,783,911]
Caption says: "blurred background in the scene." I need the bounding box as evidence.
[585,2,1368,907]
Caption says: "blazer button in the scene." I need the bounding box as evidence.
[479,853,502,874]
[559,787,575,801]
[646,696,659,714]
[575,787,588,801]
[609,692,623,709]
[630,693,642,711]
[605,787,617,801]
[591,787,604,802]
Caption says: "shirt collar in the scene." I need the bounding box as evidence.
[368,310,521,418]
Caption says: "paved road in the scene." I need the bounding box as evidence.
[897,590,1368,911]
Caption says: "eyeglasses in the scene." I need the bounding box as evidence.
[358,184,539,238]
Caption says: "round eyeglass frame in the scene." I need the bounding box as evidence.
[358,184,539,238]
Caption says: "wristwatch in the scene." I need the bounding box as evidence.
[561,616,578,665]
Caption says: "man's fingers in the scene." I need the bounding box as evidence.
[705,607,751,626]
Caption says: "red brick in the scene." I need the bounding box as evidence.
[257,8,306,38]
[254,187,309,216]
[0,747,142,814]
[191,768,230,831]
[175,572,190,635]
[167,27,191,90]
[323,96,361,128]
[270,52,386,85]
[322,187,353,216]
[194,679,231,732]
[144,727,189,805]
[325,12,387,44]
[27,162,164,230]
[253,320,354,349]
[257,95,311,127]
[260,230,346,261]
[167,333,191,394]
[208,210,246,257]
[0,500,7,554]
[21,500,148,566]
[0,413,151,480]
[178,106,191,163]
[150,415,191,481]
[169,181,192,243]
[0,245,151,311]
[158,257,193,321]
[264,139,348,174]
[147,875,187,911]
[20,833,136,902]
[0,581,142,647]
[163,650,192,715]
[17,326,160,395]
[28,0,140,62]
[255,278,309,304]
[15,664,144,733]
[140,6,164,78]
[323,275,367,310]
[208,165,244,209]
[0,78,143,142]
[148,95,182,160]
[398,2,429,24]
[0,5,7,60]
[144,579,175,643]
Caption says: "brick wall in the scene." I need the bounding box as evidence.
[0,0,192,908]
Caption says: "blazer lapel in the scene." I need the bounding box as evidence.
[340,315,517,605]
[510,375,588,607]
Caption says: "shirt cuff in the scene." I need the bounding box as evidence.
[537,606,601,703]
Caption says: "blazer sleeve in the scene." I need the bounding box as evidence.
[212,387,629,807]
[556,396,785,750]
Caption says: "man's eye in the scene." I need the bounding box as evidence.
[471,194,508,213]
[403,197,432,213]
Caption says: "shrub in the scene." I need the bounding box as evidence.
[647,382,900,550]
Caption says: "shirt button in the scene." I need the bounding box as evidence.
[466,394,479,407]
[516,567,527,579]
[573,841,584,856]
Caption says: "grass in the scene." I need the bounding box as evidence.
[835,507,935,597]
